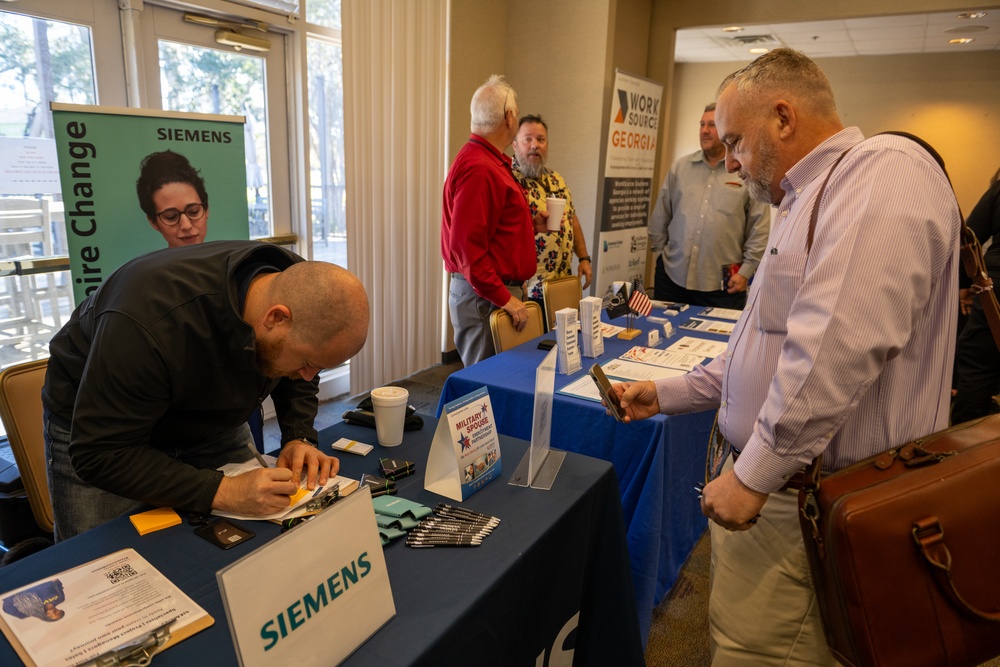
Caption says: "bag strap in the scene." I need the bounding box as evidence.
[913,516,1000,622]
[879,131,1000,347]
[801,131,1000,488]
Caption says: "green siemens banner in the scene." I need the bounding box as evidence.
[51,103,250,304]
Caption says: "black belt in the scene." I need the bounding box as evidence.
[451,273,523,288]
[729,445,810,492]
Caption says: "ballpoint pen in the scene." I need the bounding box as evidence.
[246,441,270,468]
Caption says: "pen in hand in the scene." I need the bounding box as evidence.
[246,441,270,469]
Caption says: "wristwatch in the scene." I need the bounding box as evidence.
[578,255,591,263]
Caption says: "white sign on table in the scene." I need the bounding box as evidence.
[555,307,582,374]
[425,387,502,501]
[217,489,393,667]
[580,296,604,357]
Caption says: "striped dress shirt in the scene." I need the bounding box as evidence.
[655,127,961,493]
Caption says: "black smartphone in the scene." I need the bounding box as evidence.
[589,363,625,422]
[194,519,255,550]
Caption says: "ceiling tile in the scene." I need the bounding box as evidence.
[675,12,1000,61]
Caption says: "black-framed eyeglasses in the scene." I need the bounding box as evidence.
[155,203,205,226]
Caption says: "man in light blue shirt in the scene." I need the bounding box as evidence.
[647,103,770,308]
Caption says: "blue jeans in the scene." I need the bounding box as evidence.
[44,415,252,541]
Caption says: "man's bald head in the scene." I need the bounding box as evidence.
[268,261,370,357]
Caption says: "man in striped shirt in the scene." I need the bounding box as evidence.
[614,48,960,665]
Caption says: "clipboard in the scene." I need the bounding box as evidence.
[0,548,213,666]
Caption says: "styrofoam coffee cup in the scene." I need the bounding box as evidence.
[546,197,566,232]
[370,386,409,447]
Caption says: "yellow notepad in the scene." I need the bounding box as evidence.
[130,507,182,535]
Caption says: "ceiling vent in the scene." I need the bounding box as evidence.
[729,34,779,45]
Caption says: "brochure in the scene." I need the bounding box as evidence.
[0,549,212,667]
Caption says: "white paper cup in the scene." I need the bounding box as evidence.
[546,197,566,232]
[370,386,409,447]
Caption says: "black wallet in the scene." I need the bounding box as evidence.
[342,395,424,431]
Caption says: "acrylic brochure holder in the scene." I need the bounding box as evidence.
[509,346,566,490]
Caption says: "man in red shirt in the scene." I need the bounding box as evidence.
[442,75,545,365]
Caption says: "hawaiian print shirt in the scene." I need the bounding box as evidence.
[512,162,576,300]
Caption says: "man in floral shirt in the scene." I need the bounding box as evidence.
[512,115,592,319]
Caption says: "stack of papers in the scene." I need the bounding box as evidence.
[213,456,358,522]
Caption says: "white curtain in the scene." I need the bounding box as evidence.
[342,0,448,395]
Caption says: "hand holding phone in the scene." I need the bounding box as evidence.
[589,364,625,422]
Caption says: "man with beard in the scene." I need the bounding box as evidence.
[512,115,592,315]
[647,103,770,308]
[611,49,959,665]
[42,240,369,540]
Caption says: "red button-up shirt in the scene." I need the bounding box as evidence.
[441,135,536,307]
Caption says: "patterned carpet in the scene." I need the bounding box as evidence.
[644,530,711,666]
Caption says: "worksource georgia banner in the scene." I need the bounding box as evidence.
[51,103,250,304]
[594,71,663,299]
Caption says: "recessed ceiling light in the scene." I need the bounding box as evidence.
[945,24,989,33]
[957,11,987,19]
[949,37,976,44]
[722,26,744,33]
[749,47,769,54]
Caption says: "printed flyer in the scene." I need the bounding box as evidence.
[425,387,501,501]
[0,549,211,666]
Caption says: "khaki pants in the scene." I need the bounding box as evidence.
[708,457,837,667]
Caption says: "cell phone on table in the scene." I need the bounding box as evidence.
[589,363,625,422]
[194,519,255,550]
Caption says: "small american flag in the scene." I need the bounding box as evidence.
[629,278,652,317]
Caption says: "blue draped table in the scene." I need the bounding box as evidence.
[0,418,642,665]
[437,306,730,645]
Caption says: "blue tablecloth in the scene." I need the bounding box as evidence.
[437,306,730,645]
[0,418,642,666]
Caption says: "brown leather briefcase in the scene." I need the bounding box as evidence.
[795,133,1000,667]
[798,416,1000,667]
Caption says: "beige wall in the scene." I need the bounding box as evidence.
[667,53,1000,216]
[649,0,1000,214]
[506,0,615,265]
[444,0,650,352]
[443,0,999,352]
[446,1,509,164]
[448,0,652,280]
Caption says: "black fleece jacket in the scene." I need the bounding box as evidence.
[42,241,320,514]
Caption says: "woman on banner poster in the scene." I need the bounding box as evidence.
[136,150,210,248]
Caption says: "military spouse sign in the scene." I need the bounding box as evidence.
[51,103,250,304]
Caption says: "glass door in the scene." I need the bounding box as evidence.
[139,4,291,241]
[0,7,99,368]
